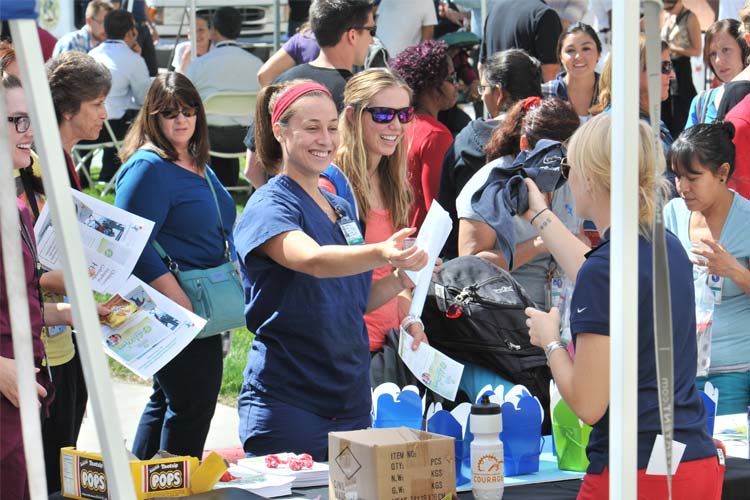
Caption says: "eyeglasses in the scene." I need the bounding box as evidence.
[446,73,459,85]
[661,60,674,75]
[560,157,571,179]
[158,107,198,119]
[364,106,415,124]
[350,25,377,37]
[477,83,494,96]
[7,115,30,133]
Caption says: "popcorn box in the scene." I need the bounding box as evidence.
[60,447,225,499]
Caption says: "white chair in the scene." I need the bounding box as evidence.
[202,91,257,194]
[71,120,122,196]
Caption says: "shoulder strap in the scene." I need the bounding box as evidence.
[697,90,711,124]
[205,169,232,262]
[151,239,179,273]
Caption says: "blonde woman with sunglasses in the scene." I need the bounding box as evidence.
[320,68,424,357]
[115,73,236,460]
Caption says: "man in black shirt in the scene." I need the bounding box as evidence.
[244,0,376,188]
[479,0,561,82]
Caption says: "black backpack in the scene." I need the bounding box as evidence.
[423,256,552,431]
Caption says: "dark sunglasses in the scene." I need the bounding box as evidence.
[446,73,458,85]
[364,106,415,124]
[661,60,673,75]
[350,25,377,37]
[560,157,571,179]
[7,115,30,133]
[159,107,198,119]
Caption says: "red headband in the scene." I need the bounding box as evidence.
[522,96,542,111]
[271,82,333,125]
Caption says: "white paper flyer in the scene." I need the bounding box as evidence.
[98,276,206,379]
[398,328,464,401]
[34,189,154,292]
[404,201,452,318]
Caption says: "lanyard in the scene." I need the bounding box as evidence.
[645,2,675,497]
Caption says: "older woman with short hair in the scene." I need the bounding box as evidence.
[46,51,111,190]
[43,50,111,493]
[115,72,237,459]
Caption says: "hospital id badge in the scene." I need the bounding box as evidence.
[338,216,364,245]
[707,274,723,304]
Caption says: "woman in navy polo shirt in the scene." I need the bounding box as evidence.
[522,113,722,499]
[233,80,429,461]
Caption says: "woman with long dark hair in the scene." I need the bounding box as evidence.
[115,72,236,459]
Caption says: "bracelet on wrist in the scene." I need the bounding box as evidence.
[544,339,566,365]
[530,207,550,226]
[401,315,424,332]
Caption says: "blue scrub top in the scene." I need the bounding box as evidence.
[569,229,716,474]
[234,175,372,420]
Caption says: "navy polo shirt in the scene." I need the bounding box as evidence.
[233,175,372,420]
[569,229,716,474]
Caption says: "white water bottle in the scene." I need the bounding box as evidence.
[470,394,504,500]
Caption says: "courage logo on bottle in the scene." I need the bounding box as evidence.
[477,454,503,473]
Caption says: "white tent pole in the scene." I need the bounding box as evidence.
[11,19,137,500]
[189,0,197,65]
[0,83,49,500]
[609,0,640,499]
[274,0,281,51]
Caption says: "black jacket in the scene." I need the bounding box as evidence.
[438,117,499,259]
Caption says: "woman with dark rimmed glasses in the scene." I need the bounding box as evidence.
[390,39,458,230]
[319,68,427,360]
[114,72,237,460]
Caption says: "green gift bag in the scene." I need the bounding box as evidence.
[552,398,592,472]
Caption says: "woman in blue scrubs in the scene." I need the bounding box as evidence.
[234,81,428,461]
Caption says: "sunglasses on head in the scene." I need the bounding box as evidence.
[560,157,571,179]
[661,60,673,75]
[159,107,198,119]
[364,106,415,124]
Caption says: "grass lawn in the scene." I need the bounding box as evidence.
[84,167,253,407]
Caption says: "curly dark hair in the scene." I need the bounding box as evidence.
[389,40,450,100]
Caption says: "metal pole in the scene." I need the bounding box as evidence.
[274,0,281,52]
[609,1,640,499]
[189,0,197,66]
[12,19,137,500]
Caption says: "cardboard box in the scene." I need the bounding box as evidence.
[60,447,226,499]
[328,427,455,500]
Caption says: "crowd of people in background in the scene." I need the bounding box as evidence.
[2,0,750,498]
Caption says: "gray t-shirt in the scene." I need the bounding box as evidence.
[456,155,581,307]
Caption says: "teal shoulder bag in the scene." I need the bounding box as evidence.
[152,173,245,338]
